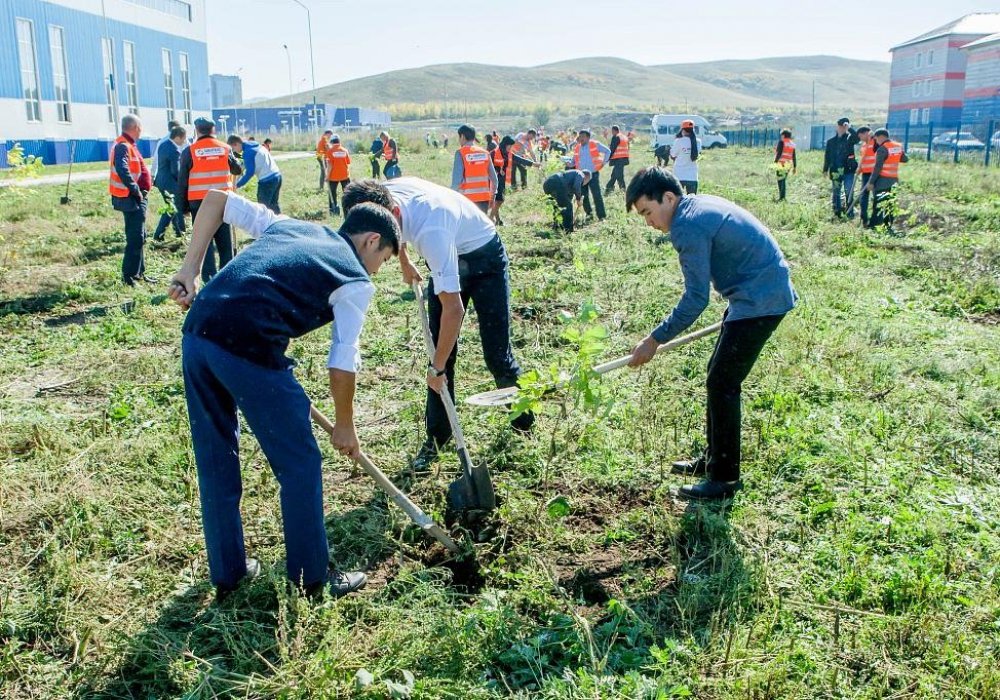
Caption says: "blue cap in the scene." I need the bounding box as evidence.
[194,117,215,131]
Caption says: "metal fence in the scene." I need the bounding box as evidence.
[810,120,1000,167]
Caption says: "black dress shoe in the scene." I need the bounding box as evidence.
[136,274,159,284]
[306,569,368,598]
[677,479,743,501]
[215,558,262,601]
[510,409,534,433]
[671,457,707,476]
[410,440,439,473]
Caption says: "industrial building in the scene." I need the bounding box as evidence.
[1,0,211,165]
[210,73,242,109]
[887,13,1000,128]
[211,104,391,137]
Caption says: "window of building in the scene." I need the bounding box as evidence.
[912,81,919,98]
[928,50,935,66]
[922,108,930,124]
[179,52,192,124]
[910,108,919,125]
[925,79,932,96]
[123,41,139,115]
[162,49,175,121]
[915,52,923,69]
[101,37,116,123]
[123,0,192,21]
[48,25,71,122]
[16,18,41,122]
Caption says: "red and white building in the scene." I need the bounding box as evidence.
[961,33,1000,123]
[888,13,1000,128]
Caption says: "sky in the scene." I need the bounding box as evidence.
[205,0,997,101]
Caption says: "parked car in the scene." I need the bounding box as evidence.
[931,131,986,151]
[650,114,728,150]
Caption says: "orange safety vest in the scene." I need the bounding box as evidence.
[573,140,604,171]
[326,143,351,181]
[505,140,525,184]
[382,139,396,161]
[611,134,630,160]
[490,144,505,169]
[879,141,903,179]
[778,138,796,165]
[108,135,142,198]
[315,136,329,159]
[187,137,234,201]
[859,141,877,174]
[458,145,493,203]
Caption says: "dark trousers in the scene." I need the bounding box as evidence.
[371,158,381,179]
[426,236,521,447]
[859,173,872,226]
[153,188,185,238]
[605,161,627,193]
[680,180,699,195]
[581,171,606,220]
[328,179,349,213]
[870,184,897,230]
[831,172,856,217]
[257,175,282,214]
[777,176,787,201]
[543,176,575,232]
[473,200,489,214]
[182,334,330,590]
[121,208,147,284]
[705,313,785,482]
[191,200,234,283]
[317,157,326,191]
[513,163,528,189]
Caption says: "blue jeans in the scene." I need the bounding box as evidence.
[182,334,330,590]
[121,207,146,284]
[426,235,523,447]
[257,174,282,214]
[831,172,856,217]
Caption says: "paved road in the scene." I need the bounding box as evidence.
[0,151,315,188]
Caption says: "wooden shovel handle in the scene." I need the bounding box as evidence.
[593,321,724,375]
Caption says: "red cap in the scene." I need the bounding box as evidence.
[681,119,695,129]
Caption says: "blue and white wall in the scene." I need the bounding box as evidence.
[0,0,210,164]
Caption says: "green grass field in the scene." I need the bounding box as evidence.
[1,145,998,699]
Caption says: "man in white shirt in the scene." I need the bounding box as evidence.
[167,190,400,600]
[670,120,701,194]
[342,177,534,470]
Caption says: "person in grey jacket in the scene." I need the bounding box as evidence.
[625,167,796,501]
[152,125,188,241]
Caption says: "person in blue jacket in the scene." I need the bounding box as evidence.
[228,135,283,214]
[152,125,188,241]
[369,136,384,179]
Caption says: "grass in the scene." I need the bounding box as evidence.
[1,143,999,699]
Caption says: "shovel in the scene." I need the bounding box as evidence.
[466,321,723,407]
[412,281,497,515]
[310,404,459,553]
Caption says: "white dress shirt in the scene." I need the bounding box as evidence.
[386,177,497,294]
[221,192,374,372]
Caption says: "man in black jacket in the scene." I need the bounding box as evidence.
[110,114,152,286]
[822,117,859,219]
[152,125,187,241]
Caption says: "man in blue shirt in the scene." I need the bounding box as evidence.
[542,169,590,232]
[625,167,796,501]
[152,125,188,241]
[228,135,283,214]
[168,190,400,600]
[573,130,612,221]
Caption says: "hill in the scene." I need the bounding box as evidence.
[261,55,889,115]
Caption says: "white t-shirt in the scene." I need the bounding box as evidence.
[386,177,497,294]
[671,136,701,182]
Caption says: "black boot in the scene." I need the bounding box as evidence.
[677,479,743,502]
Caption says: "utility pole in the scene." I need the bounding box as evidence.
[282,44,296,147]
[290,0,318,134]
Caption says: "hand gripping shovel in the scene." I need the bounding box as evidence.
[466,321,724,407]
[412,281,497,515]
[310,404,458,553]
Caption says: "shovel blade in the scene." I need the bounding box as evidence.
[446,467,496,514]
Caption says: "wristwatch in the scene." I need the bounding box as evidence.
[428,363,446,377]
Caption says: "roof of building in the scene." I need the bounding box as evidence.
[891,13,1000,50]
[961,32,1000,51]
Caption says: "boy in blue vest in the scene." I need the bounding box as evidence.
[168,189,400,599]
[625,167,796,501]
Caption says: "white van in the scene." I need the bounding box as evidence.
[651,114,728,150]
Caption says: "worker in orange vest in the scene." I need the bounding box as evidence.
[380,131,400,179]
[177,117,244,282]
[605,124,630,194]
[507,130,538,191]
[573,129,610,220]
[773,129,797,201]
[325,134,352,215]
[488,134,509,226]
[109,113,152,286]
[451,124,497,214]
[316,130,332,192]
[855,126,876,226]
[866,128,908,231]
